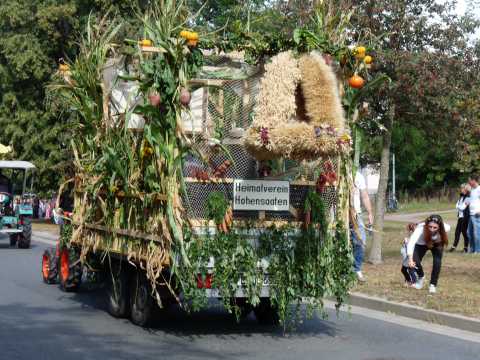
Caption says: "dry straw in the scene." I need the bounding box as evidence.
[244,51,349,161]
[299,52,345,131]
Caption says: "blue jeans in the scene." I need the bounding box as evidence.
[351,215,367,272]
[467,215,480,253]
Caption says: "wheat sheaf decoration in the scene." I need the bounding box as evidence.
[244,51,351,161]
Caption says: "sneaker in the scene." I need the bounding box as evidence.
[356,271,366,283]
[448,247,456,252]
[414,277,425,289]
[429,284,437,294]
[463,248,468,253]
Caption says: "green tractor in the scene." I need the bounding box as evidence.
[0,161,35,248]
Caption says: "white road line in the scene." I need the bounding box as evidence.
[324,300,480,344]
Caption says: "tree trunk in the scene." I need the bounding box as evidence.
[368,106,394,264]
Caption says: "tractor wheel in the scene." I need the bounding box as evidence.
[253,298,280,326]
[130,271,154,327]
[9,234,18,247]
[18,218,32,249]
[106,262,130,318]
[42,247,58,284]
[59,247,82,292]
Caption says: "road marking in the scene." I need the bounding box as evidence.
[325,300,480,344]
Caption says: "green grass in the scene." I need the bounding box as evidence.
[396,199,454,214]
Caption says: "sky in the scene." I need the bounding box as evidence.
[454,0,480,38]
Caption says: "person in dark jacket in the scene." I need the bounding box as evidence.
[0,170,12,194]
[449,184,470,253]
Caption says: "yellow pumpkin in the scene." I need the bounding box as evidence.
[59,64,70,72]
[355,46,366,59]
[364,55,373,64]
[188,32,199,41]
[139,39,153,47]
[180,30,189,39]
[187,39,198,47]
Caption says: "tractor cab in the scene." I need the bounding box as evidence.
[0,161,35,248]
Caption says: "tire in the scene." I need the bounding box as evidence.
[42,247,58,284]
[59,247,82,292]
[106,262,130,318]
[253,298,280,325]
[9,234,18,247]
[130,271,154,327]
[18,218,32,249]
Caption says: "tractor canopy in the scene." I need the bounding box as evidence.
[0,161,36,170]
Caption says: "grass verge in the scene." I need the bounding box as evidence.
[356,216,480,320]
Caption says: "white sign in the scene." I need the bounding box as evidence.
[233,180,290,211]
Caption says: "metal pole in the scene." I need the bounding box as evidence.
[22,170,27,197]
[392,153,396,200]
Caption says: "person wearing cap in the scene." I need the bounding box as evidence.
[407,215,450,294]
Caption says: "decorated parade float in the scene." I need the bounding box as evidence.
[42,1,377,329]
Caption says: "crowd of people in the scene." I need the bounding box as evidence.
[12,195,58,221]
[352,171,480,295]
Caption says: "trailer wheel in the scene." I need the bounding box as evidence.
[130,272,154,327]
[253,298,280,325]
[42,247,58,284]
[106,262,130,318]
[18,218,32,249]
[59,248,82,292]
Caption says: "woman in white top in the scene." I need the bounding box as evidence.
[407,214,450,294]
[449,184,470,252]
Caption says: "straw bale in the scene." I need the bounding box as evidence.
[299,52,345,131]
[252,51,300,129]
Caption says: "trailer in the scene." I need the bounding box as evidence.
[42,3,356,328]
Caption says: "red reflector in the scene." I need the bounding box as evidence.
[205,274,213,289]
[197,274,203,289]
[19,218,24,225]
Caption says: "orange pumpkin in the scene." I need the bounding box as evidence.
[348,75,365,89]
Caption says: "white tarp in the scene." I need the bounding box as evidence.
[181,87,204,133]
[361,165,380,195]
[103,57,145,129]
[0,161,36,170]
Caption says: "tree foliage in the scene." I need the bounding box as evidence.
[0,0,479,196]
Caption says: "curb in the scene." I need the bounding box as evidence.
[347,292,480,334]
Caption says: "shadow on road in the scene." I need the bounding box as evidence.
[0,301,246,360]
[64,286,338,339]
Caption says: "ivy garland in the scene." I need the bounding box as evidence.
[174,187,355,329]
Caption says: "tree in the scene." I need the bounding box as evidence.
[0,0,143,195]
[348,0,479,263]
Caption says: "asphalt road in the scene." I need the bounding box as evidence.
[1,232,480,360]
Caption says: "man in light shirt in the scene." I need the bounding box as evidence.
[351,171,374,282]
[467,174,480,253]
